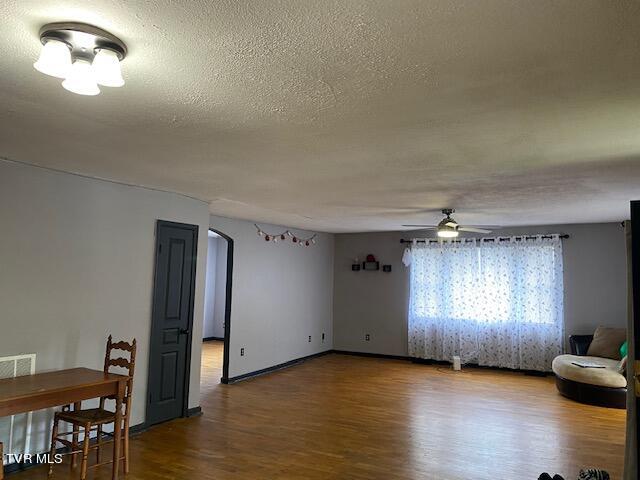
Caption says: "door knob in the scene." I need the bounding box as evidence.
[179,328,190,335]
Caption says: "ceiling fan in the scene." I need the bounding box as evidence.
[402,209,501,238]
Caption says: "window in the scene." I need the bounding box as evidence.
[408,236,564,371]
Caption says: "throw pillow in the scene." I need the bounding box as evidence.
[586,327,627,360]
[620,340,628,358]
[618,356,627,375]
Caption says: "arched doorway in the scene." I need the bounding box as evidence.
[203,228,233,383]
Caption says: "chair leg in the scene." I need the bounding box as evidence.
[47,416,59,478]
[71,402,81,468]
[96,425,102,464]
[70,427,78,469]
[123,416,130,473]
[80,423,91,480]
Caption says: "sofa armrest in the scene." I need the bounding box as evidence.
[569,335,594,355]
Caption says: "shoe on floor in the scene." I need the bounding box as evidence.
[578,469,609,480]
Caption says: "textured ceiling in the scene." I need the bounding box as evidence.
[2,1,640,232]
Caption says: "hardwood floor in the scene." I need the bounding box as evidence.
[12,341,625,479]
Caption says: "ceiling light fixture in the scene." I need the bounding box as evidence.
[436,225,459,238]
[436,209,460,238]
[34,22,127,96]
[33,39,72,78]
[62,59,100,96]
[92,48,124,87]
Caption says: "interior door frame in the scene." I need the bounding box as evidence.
[631,201,640,459]
[148,219,199,421]
[209,228,234,383]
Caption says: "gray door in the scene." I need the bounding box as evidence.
[147,220,198,425]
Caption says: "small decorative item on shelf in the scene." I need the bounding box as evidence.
[363,254,379,271]
[351,257,361,271]
[382,265,392,273]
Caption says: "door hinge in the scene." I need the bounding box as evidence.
[635,360,640,398]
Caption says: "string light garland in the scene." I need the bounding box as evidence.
[254,224,317,246]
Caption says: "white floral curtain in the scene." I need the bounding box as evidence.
[408,236,564,371]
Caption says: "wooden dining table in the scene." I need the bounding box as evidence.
[0,367,129,480]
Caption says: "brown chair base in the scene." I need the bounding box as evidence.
[555,375,626,409]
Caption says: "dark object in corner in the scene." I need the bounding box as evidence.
[382,265,392,272]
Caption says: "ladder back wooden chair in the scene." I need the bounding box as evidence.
[47,336,136,479]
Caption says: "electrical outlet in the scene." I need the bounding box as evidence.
[308,335,312,342]
[365,334,370,341]
[322,333,325,342]
[240,347,245,356]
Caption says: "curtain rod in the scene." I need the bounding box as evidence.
[399,234,569,244]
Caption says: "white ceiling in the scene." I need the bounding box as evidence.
[2,1,640,232]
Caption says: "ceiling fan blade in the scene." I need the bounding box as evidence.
[402,225,437,229]
[458,226,492,233]
[468,225,503,230]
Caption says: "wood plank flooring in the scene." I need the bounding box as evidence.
[11,341,625,479]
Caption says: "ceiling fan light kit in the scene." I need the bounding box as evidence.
[402,208,500,238]
[436,209,459,238]
[436,226,459,238]
[34,22,127,96]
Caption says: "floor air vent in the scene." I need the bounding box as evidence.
[0,354,36,466]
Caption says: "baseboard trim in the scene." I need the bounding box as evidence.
[203,336,224,342]
[209,348,549,387]
[411,356,551,375]
[130,422,148,435]
[410,357,450,365]
[332,350,410,361]
[226,350,333,384]
[334,351,551,375]
[186,406,202,417]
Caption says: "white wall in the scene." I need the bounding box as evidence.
[203,236,219,338]
[209,215,334,378]
[0,160,209,453]
[333,223,627,356]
